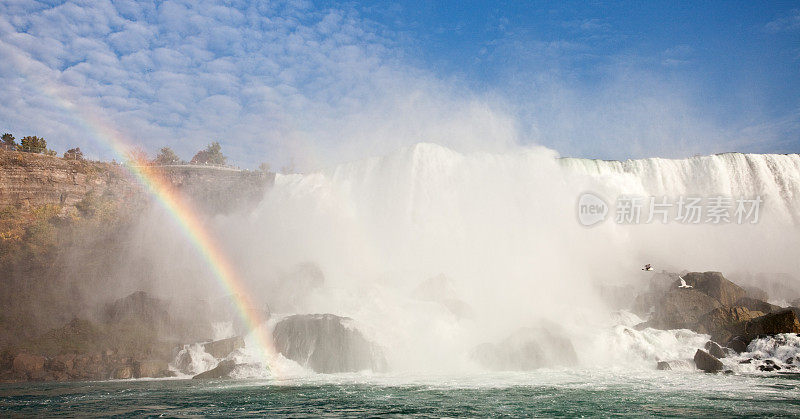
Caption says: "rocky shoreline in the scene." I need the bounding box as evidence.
[632,271,800,373]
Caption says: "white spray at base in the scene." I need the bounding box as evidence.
[190,144,800,377]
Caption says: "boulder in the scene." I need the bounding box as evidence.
[734,297,781,314]
[472,326,578,371]
[678,272,746,306]
[12,354,46,377]
[740,309,800,341]
[203,336,245,359]
[694,349,723,373]
[696,306,764,344]
[647,289,722,330]
[655,360,693,371]
[704,341,726,359]
[192,359,236,379]
[272,314,386,373]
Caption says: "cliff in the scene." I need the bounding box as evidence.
[0,149,274,214]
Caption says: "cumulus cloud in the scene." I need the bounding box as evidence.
[0,0,516,168]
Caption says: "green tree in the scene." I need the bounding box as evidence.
[153,146,181,165]
[19,136,48,153]
[64,147,84,160]
[1,133,16,148]
[190,141,226,165]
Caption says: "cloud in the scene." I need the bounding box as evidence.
[765,9,800,33]
[0,0,520,168]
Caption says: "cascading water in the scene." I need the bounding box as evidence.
[171,144,800,376]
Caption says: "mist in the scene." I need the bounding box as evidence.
[114,142,800,374]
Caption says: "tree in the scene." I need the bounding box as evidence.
[153,146,181,165]
[19,136,48,153]
[125,146,149,165]
[258,162,271,172]
[64,147,84,160]
[190,141,226,165]
[1,133,16,149]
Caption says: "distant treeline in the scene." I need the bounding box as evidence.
[1,133,274,172]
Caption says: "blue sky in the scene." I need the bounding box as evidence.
[0,1,798,169]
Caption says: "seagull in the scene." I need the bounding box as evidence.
[678,276,693,289]
[642,264,653,271]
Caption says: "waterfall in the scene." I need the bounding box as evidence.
[209,144,800,372]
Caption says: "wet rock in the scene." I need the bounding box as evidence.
[192,359,236,379]
[273,314,386,373]
[694,349,723,373]
[739,309,800,341]
[734,297,781,314]
[203,336,245,359]
[472,326,578,371]
[677,272,746,306]
[727,336,750,353]
[739,358,752,364]
[705,341,726,359]
[697,306,764,344]
[646,289,722,330]
[657,361,671,370]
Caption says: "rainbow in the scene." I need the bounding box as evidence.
[6,43,280,375]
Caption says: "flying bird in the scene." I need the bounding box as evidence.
[678,276,693,289]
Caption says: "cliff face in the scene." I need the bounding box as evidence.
[0,150,130,210]
[0,149,274,214]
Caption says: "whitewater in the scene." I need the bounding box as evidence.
[175,143,799,374]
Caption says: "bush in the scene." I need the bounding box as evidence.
[190,141,226,165]
[64,147,84,160]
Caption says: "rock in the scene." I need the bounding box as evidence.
[112,366,133,379]
[49,354,75,372]
[203,336,245,359]
[704,341,726,359]
[696,306,764,344]
[734,297,781,314]
[103,291,171,329]
[657,361,671,370]
[273,314,386,373]
[192,359,236,379]
[472,326,578,371]
[727,336,750,353]
[739,309,800,341]
[132,359,169,378]
[647,289,722,330]
[678,272,746,306]
[742,285,769,302]
[694,349,723,373]
[12,354,46,377]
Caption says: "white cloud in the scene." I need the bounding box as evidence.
[0,0,521,168]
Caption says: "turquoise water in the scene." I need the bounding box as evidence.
[2,370,800,417]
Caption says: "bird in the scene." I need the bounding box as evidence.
[678,276,693,289]
[642,264,653,271]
